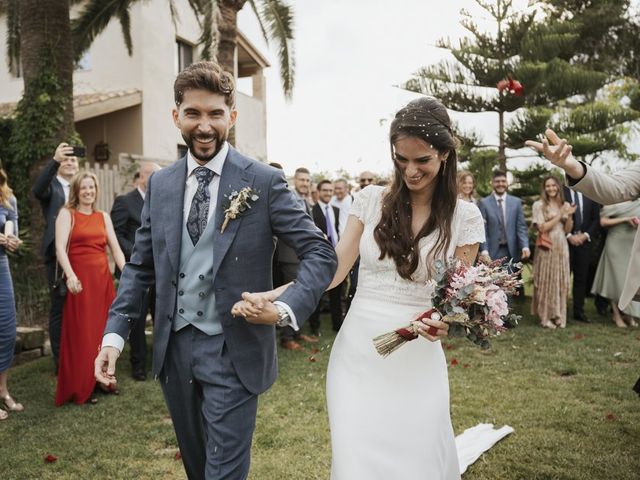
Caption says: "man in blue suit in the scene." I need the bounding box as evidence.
[478,170,530,267]
[94,61,337,479]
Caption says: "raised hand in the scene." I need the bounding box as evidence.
[53,142,75,163]
[525,129,585,179]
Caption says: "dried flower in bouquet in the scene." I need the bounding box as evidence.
[373,257,522,357]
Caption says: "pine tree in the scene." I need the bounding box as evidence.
[505,0,640,164]
[402,0,632,171]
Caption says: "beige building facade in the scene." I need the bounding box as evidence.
[0,0,269,176]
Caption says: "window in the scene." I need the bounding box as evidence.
[178,144,188,159]
[175,40,194,74]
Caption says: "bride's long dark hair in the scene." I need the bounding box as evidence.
[373,96,458,280]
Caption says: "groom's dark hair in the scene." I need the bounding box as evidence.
[174,61,236,108]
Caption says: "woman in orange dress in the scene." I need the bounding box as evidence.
[531,176,575,329]
[55,171,125,406]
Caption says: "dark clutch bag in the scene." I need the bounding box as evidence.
[535,231,553,251]
[52,264,68,298]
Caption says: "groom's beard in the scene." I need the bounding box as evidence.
[183,131,226,163]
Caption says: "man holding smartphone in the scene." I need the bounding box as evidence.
[32,142,81,374]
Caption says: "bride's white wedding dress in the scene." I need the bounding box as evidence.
[326,185,485,479]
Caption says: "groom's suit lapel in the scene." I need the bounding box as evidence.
[162,157,188,275]
[211,148,255,282]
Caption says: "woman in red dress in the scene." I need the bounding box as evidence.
[55,171,125,406]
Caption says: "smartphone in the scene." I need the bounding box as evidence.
[72,146,86,157]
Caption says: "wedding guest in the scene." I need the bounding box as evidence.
[457,170,477,203]
[274,167,317,350]
[111,162,161,380]
[332,178,355,312]
[308,180,344,334]
[358,170,376,190]
[591,200,640,327]
[531,176,574,329]
[562,184,601,323]
[331,178,352,237]
[55,171,125,406]
[32,142,79,373]
[526,128,640,396]
[0,169,24,420]
[478,171,530,265]
[310,181,319,205]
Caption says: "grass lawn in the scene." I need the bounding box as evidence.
[1,297,639,479]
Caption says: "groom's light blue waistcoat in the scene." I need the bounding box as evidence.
[172,215,221,335]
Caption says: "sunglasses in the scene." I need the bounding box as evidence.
[360,178,374,183]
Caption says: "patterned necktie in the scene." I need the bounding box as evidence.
[187,167,215,245]
[497,198,507,244]
[325,205,336,247]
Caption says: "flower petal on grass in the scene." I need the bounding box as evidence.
[451,358,459,366]
[44,454,57,463]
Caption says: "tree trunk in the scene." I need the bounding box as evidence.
[498,110,507,172]
[217,0,248,146]
[20,0,75,143]
[18,0,74,273]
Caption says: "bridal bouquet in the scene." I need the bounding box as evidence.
[373,257,522,357]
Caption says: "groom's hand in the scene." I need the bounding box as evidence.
[95,346,120,386]
[241,301,279,325]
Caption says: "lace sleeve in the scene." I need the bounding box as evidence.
[457,201,486,246]
[349,186,382,224]
[531,200,544,227]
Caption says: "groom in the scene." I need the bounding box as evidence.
[94,61,337,479]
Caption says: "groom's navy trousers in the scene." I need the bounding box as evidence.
[162,326,256,479]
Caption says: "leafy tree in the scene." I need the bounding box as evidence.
[403,0,633,171]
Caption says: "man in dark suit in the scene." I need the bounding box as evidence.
[308,179,344,334]
[32,143,79,373]
[110,162,160,380]
[273,167,318,350]
[95,61,336,479]
[563,186,601,322]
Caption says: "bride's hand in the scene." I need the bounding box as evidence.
[417,316,449,342]
[231,300,263,318]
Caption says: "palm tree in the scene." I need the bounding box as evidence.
[3,0,76,141]
[71,0,296,99]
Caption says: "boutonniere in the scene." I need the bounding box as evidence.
[221,187,260,233]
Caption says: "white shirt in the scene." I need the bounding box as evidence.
[57,176,71,202]
[317,199,339,247]
[184,143,228,224]
[331,195,353,237]
[137,187,146,200]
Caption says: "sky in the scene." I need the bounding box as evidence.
[237,0,534,178]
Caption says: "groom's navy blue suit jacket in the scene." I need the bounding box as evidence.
[105,147,337,394]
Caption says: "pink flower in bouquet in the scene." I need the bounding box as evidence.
[449,266,479,291]
[485,287,508,324]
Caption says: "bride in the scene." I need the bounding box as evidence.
[234,96,485,479]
